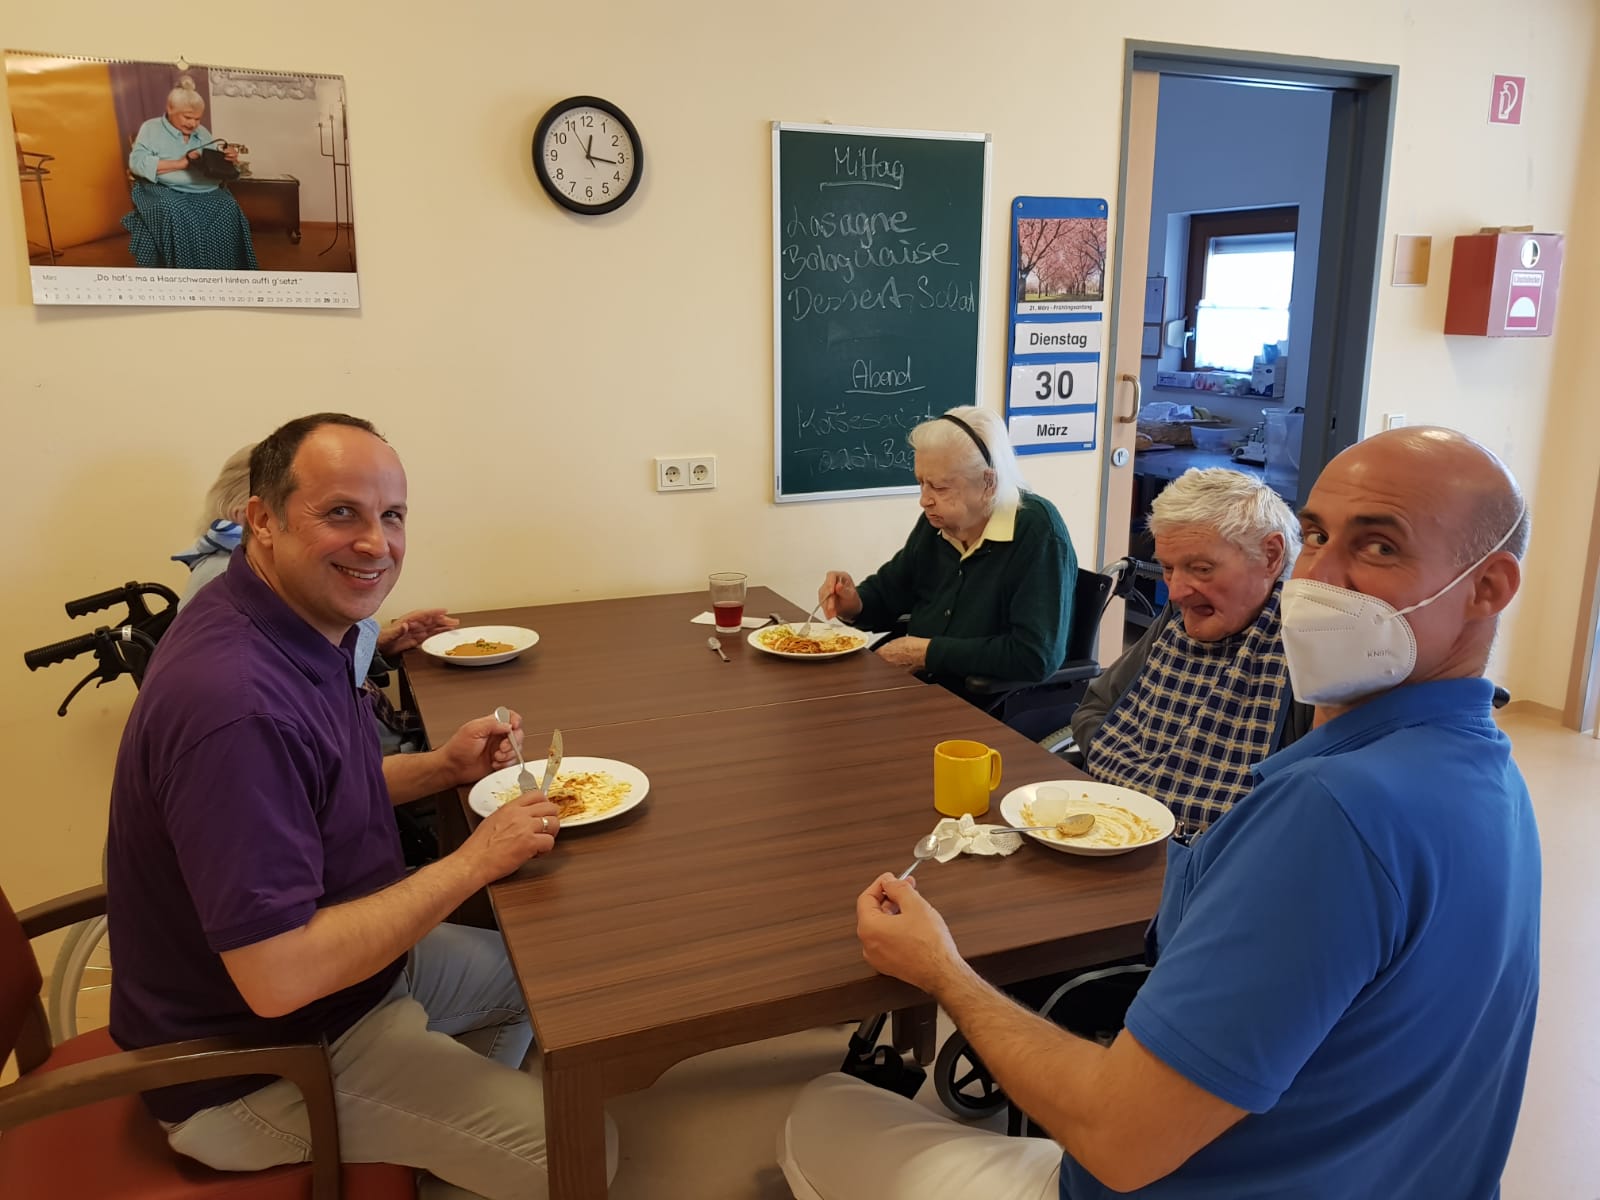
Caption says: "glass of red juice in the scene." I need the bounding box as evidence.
[709,572,747,634]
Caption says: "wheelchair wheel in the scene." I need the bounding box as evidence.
[48,914,111,1042]
[933,1031,1007,1119]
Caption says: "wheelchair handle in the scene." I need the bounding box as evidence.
[24,631,105,671]
[65,584,136,618]
[64,579,178,624]
[64,580,179,622]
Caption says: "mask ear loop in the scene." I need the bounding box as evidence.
[1392,504,1526,618]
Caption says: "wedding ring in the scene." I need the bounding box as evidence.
[540,816,550,833]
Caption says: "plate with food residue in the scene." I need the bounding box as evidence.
[999,780,1174,857]
[468,756,649,827]
[420,626,539,668]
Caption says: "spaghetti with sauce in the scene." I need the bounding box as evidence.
[755,625,867,655]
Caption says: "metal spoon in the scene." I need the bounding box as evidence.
[493,705,539,793]
[706,636,729,663]
[1002,813,1096,838]
[898,833,940,880]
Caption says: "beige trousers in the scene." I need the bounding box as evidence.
[165,923,618,1200]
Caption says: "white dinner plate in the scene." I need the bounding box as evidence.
[747,622,870,661]
[419,625,539,667]
[998,779,1174,857]
[467,756,650,827]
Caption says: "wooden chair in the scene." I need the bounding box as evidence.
[0,882,416,1200]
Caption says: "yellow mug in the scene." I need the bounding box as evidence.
[933,739,1003,818]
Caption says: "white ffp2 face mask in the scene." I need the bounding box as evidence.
[1280,510,1523,706]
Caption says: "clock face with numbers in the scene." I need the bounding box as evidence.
[533,96,642,215]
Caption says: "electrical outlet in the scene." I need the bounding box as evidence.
[655,457,688,491]
[1384,413,1407,430]
[686,456,716,490]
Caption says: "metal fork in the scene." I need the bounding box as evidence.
[798,602,824,638]
[494,706,539,793]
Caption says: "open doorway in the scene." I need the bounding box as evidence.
[1099,44,1396,648]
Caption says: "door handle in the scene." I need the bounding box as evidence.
[1116,373,1142,424]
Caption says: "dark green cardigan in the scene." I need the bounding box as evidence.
[853,492,1078,686]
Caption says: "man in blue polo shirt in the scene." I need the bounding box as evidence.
[107,413,605,1200]
[780,426,1539,1199]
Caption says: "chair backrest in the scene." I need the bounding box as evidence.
[1063,570,1115,665]
[0,886,45,1071]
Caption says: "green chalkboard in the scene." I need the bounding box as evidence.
[772,124,990,501]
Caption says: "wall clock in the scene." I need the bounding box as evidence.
[532,95,642,215]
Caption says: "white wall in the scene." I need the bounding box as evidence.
[209,79,343,222]
[1139,77,1332,429]
[2,0,1597,912]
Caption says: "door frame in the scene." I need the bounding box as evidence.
[1098,42,1398,574]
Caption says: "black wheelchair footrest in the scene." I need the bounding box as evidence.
[839,1044,927,1099]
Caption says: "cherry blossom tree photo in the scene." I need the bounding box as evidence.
[1014,216,1107,303]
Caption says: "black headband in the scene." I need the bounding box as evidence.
[939,413,992,467]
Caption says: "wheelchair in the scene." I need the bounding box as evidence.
[963,557,1161,747]
[24,580,179,1041]
[839,559,1157,1104]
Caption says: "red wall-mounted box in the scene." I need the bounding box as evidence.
[1444,232,1564,337]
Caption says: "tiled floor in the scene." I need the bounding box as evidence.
[25,709,1596,1197]
[601,707,1599,1199]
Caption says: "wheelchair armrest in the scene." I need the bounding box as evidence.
[964,660,1102,698]
[1045,741,1086,767]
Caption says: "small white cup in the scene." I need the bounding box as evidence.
[1032,785,1069,824]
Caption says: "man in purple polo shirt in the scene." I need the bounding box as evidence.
[107,413,604,1200]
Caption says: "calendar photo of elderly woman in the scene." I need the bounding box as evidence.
[6,51,360,308]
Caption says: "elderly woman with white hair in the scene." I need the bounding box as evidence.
[817,405,1078,700]
[1067,467,1312,833]
[123,76,257,270]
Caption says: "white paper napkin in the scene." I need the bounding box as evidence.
[927,814,1022,861]
[690,610,767,629]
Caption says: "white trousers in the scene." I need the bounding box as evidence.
[779,1073,1062,1200]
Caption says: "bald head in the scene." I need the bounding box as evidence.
[1295,426,1527,698]
[1322,427,1528,565]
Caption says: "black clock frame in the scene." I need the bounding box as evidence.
[532,95,643,216]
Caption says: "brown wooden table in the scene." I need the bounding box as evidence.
[399,587,923,738]
[402,589,1164,1200]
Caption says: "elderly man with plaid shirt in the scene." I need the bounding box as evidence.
[1066,467,1311,835]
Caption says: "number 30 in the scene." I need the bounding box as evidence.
[1035,369,1074,401]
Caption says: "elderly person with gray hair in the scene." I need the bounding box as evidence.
[817,405,1078,700]
[123,76,258,270]
[1066,467,1310,833]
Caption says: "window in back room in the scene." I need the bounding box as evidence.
[1182,206,1297,373]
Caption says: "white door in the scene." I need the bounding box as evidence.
[1097,68,1159,657]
